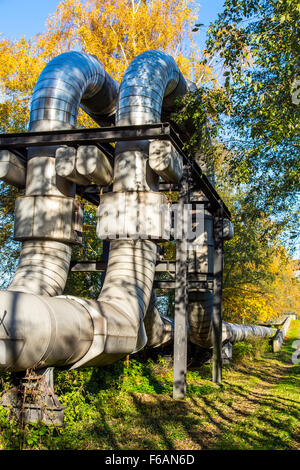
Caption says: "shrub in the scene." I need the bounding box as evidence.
[232,337,272,363]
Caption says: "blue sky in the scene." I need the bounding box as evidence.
[0,0,62,39]
[0,0,225,47]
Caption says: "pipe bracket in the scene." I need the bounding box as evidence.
[14,195,83,244]
[97,191,171,241]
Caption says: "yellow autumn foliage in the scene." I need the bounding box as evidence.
[267,247,300,317]
[223,246,300,324]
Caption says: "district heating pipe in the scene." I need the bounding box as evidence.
[0,50,187,371]
[0,49,275,373]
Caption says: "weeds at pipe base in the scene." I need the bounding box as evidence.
[0,367,65,448]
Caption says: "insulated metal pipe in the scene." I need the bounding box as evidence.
[0,49,275,373]
[188,293,275,347]
[222,321,275,344]
[8,51,119,296]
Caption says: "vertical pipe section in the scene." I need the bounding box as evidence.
[173,167,189,398]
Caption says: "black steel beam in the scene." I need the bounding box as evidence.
[70,259,211,280]
[0,123,171,148]
[0,123,231,218]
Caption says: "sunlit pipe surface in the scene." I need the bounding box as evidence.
[99,50,187,352]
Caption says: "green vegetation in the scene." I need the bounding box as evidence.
[232,335,273,362]
[1,321,299,450]
[205,0,299,220]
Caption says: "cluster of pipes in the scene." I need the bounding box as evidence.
[0,50,275,373]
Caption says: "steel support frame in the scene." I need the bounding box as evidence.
[0,122,230,397]
[0,123,231,218]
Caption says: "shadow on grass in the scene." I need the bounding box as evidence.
[1,323,299,450]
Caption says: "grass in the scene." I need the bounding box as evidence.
[0,320,299,450]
